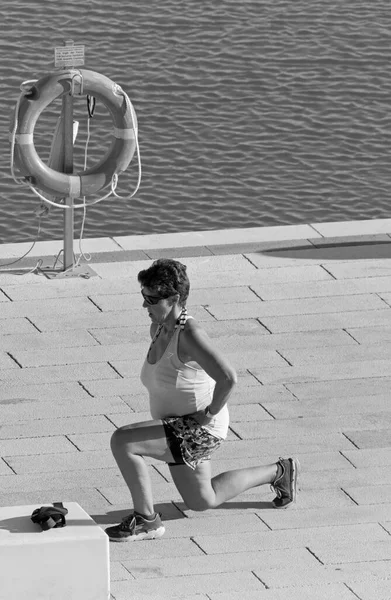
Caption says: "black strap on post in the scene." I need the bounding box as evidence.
[87,95,96,118]
[31,502,68,531]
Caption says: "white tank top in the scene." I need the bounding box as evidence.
[140,316,229,439]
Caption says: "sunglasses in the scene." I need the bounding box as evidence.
[141,290,165,305]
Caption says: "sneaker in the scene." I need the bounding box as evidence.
[105,512,165,542]
[271,457,300,508]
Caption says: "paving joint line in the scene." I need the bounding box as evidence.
[255,514,273,531]
[343,328,361,345]
[86,329,103,345]
[242,254,259,269]
[246,368,263,384]
[6,352,23,368]
[256,318,273,334]
[251,570,268,589]
[107,361,124,378]
[378,522,391,536]
[65,435,82,452]
[189,536,208,555]
[1,457,17,475]
[227,425,242,440]
[0,288,13,301]
[305,546,325,565]
[77,380,94,397]
[340,487,359,506]
[376,292,391,308]
[258,403,276,420]
[339,450,357,469]
[344,583,364,599]
[95,488,113,506]
[342,432,360,449]
[275,349,293,366]
[319,264,338,279]
[87,296,103,312]
[282,384,300,400]
[103,414,119,428]
[248,285,264,301]
[25,317,42,332]
[172,501,189,519]
[202,305,218,320]
[151,464,170,483]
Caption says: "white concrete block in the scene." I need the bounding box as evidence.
[0,502,109,600]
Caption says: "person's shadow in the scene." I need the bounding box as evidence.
[91,500,274,525]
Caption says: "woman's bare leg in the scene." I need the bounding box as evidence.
[170,461,278,511]
[110,420,174,515]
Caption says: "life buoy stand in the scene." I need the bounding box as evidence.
[13,69,137,199]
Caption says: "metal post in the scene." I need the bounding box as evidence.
[39,39,96,279]
[62,43,75,271]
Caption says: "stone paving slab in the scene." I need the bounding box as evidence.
[0,317,39,335]
[0,297,98,318]
[11,342,147,368]
[192,522,389,554]
[209,585,360,600]
[121,547,316,579]
[0,415,114,440]
[259,504,391,530]
[1,221,391,599]
[110,571,264,599]
[207,293,387,320]
[230,413,391,439]
[344,484,391,505]
[279,343,391,366]
[249,358,391,385]
[0,396,130,421]
[0,362,120,384]
[348,579,391,600]
[349,325,391,344]
[251,275,391,300]
[258,307,391,333]
[254,560,391,589]
[307,539,391,565]
[0,488,112,513]
[343,429,391,449]
[0,436,77,456]
[0,330,99,351]
[285,376,391,400]
[262,394,390,418]
[0,467,125,493]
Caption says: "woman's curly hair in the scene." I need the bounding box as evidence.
[137,259,190,307]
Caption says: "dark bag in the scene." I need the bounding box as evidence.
[31,502,68,531]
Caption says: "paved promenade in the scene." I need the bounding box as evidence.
[1,218,391,600]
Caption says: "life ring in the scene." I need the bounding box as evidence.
[12,69,137,198]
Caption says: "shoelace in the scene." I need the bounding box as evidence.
[270,459,284,497]
[119,513,136,531]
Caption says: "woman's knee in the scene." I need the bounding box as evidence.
[110,426,136,455]
[184,494,215,512]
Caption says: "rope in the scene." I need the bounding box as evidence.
[110,86,142,200]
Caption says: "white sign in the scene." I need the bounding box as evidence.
[55,44,85,67]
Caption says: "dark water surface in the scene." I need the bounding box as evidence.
[1,1,391,243]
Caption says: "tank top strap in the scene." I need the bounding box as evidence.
[177,307,193,331]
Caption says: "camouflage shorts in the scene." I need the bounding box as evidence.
[162,415,223,470]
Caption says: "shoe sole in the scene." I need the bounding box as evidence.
[273,457,301,509]
[108,525,165,542]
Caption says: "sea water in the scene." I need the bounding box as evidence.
[1,0,390,243]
